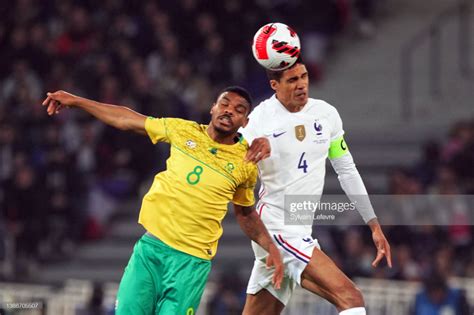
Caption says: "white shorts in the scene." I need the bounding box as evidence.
[246,233,321,305]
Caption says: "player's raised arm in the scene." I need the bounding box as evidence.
[42,90,147,135]
[329,137,392,268]
[233,204,283,289]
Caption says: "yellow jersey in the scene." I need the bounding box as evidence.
[139,117,258,260]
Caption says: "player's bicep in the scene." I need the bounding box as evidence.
[233,166,257,206]
[328,136,349,159]
[232,185,255,207]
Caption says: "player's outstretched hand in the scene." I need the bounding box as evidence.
[42,90,78,116]
[371,226,392,268]
[246,137,271,163]
[266,244,283,290]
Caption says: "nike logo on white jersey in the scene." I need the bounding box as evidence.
[273,131,287,138]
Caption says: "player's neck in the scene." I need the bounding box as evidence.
[206,125,237,145]
[285,103,305,112]
[280,101,306,113]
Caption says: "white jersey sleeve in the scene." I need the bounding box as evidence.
[330,153,377,223]
[328,108,377,223]
[330,106,345,141]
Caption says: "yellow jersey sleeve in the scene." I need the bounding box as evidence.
[145,117,169,144]
[232,163,258,206]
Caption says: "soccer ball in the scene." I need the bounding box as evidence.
[252,22,301,71]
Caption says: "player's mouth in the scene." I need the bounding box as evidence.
[295,91,306,100]
[218,115,233,127]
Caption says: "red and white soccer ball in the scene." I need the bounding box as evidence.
[252,22,301,71]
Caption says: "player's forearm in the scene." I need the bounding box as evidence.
[235,206,274,251]
[330,153,377,223]
[73,96,146,132]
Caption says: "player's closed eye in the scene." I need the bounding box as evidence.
[235,107,245,114]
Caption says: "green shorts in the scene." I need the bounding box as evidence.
[115,233,211,315]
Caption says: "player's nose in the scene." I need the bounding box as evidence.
[224,107,234,116]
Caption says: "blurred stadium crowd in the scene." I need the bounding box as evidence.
[0,0,378,278]
[0,1,472,310]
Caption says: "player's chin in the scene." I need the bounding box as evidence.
[294,94,308,105]
[214,124,237,135]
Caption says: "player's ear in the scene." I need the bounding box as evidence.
[270,80,278,91]
[210,102,216,114]
[242,116,249,128]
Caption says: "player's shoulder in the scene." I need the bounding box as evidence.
[163,117,198,126]
[251,95,278,116]
[163,117,201,131]
[308,98,338,113]
[307,98,342,121]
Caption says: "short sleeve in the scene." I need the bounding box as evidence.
[330,107,345,141]
[145,117,169,144]
[232,164,258,207]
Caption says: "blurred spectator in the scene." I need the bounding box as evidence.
[0,125,20,183]
[0,221,5,273]
[41,138,78,258]
[76,282,114,315]
[54,6,95,60]
[354,0,376,37]
[413,273,470,315]
[208,270,246,315]
[441,121,472,163]
[447,120,474,194]
[392,245,421,281]
[4,164,46,277]
[414,140,441,189]
[428,165,472,268]
[2,60,42,103]
[341,228,373,278]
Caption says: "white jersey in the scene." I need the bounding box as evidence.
[240,95,344,236]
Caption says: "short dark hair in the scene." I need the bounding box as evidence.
[266,57,304,82]
[219,86,253,111]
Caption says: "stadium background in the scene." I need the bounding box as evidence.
[0,0,472,314]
